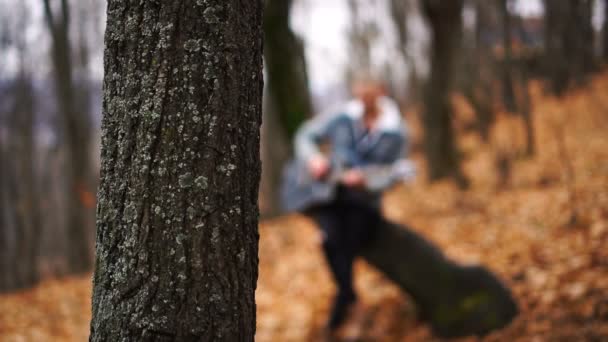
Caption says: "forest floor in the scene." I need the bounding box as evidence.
[1,75,608,341]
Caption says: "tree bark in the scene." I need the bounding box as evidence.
[42,0,94,273]
[604,0,608,62]
[503,6,536,156]
[390,0,421,106]
[459,0,497,142]
[543,0,595,95]
[347,0,376,78]
[263,0,312,139]
[513,53,535,156]
[260,93,291,217]
[422,0,468,187]
[90,1,263,340]
[0,121,6,290]
[500,0,516,112]
[262,0,312,216]
[0,6,42,291]
[0,76,41,292]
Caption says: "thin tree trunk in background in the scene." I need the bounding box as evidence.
[15,78,40,289]
[422,0,468,188]
[543,0,595,95]
[500,0,516,112]
[42,0,94,273]
[0,5,43,291]
[73,1,97,234]
[38,144,67,276]
[513,14,536,156]
[543,0,569,95]
[574,0,595,83]
[262,0,312,216]
[604,0,608,62]
[90,1,263,340]
[0,124,6,290]
[390,0,420,106]
[1,77,40,291]
[519,75,535,156]
[460,0,496,142]
[260,93,291,216]
[263,0,312,139]
[347,0,375,78]
[504,7,536,156]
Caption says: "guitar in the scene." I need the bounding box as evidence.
[280,152,415,212]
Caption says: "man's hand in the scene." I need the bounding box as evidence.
[341,169,365,187]
[308,155,330,180]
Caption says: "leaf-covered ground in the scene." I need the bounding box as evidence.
[1,76,607,341]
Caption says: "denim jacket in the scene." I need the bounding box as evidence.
[294,96,410,195]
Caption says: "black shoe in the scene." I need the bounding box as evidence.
[327,292,357,330]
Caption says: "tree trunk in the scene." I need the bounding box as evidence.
[0,122,6,290]
[459,0,497,142]
[500,0,516,112]
[0,95,17,292]
[0,6,42,291]
[362,219,518,338]
[347,0,376,78]
[262,0,312,216]
[543,1,569,95]
[513,53,535,157]
[260,93,291,217]
[543,0,595,95]
[263,0,312,139]
[578,0,596,77]
[422,0,468,187]
[0,76,41,292]
[390,0,421,106]
[507,10,536,156]
[42,0,94,273]
[90,1,263,340]
[604,0,608,62]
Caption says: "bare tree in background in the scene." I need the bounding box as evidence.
[90,0,263,339]
[262,0,312,215]
[604,0,608,62]
[347,0,377,79]
[0,126,5,290]
[501,0,535,156]
[458,0,499,142]
[390,0,421,106]
[42,0,94,273]
[0,4,41,292]
[422,0,468,187]
[3,76,40,291]
[264,0,312,139]
[543,0,596,95]
[73,0,92,142]
[500,0,517,112]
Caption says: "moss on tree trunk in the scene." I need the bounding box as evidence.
[90,1,263,340]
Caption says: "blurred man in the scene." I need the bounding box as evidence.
[286,76,411,330]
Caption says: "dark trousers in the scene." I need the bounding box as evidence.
[306,187,381,301]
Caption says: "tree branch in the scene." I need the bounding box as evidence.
[41,0,56,33]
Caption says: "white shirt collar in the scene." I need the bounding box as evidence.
[343,96,403,134]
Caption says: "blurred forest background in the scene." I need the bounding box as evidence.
[1,0,608,340]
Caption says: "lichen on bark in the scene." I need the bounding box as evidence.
[90,1,263,341]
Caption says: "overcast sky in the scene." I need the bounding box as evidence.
[1,0,605,98]
[291,0,550,93]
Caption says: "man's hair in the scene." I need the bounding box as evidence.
[351,71,384,87]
